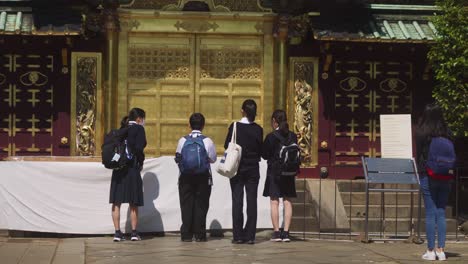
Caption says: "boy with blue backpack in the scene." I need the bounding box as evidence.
[175,113,217,242]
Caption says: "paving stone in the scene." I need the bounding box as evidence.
[0,241,30,264]
[52,238,85,264]
[19,241,57,264]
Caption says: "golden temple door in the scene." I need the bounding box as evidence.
[125,33,266,156]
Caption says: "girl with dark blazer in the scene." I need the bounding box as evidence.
[262,110,297,242]
[224,99,263,244]
[109,108,147,242]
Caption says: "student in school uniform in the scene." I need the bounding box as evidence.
[262,110,298,242]
[224,99,263,244]
[109,108,147,242]
[175,113,217,242]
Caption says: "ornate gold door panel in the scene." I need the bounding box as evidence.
[118,9,275,156]
[197,35,264,152]
[288,57,319,167]
[126,34,196,157]
[125,33,265,156]
[333,60,413,166]
[70,52,103,156]
[0,49,70,159]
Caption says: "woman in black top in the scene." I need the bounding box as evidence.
[262,110,297,242]
[224,99,263,244]
[109,108,147,242]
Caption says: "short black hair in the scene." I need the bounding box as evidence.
[189,113,205,130]
[128,108,146,121]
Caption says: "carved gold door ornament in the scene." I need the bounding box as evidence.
[71,52,103,156]
[288,57,319,167]
[174,21,219,33]
[122,0,271,12]
[379,78,407,93]
[128,47,191,80]
[339,76,367,92]
[199,49,262,79]
[0,73,5,85]
[19,71,48,86]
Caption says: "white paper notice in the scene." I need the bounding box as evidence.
[380,114,413,158]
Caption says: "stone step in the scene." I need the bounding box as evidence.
[344,205,453,218]
[291,202,315,217]
[349,218,458,233]
[337,180,420,192]
[0,230,8,237]
[295,179,308,191]
[290,216,318,232]
[341,192,422,205]
[293,190,309,201]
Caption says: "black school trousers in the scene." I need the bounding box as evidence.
[178,175,212,240]
[230,166,260,241]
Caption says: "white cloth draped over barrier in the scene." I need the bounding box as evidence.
[0,157,277,234]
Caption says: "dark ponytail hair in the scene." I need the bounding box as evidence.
[120,116,129,129]
[272,109,289,136]
[417,103,450,139]
[128,107,146,121]
[242,99,257,122]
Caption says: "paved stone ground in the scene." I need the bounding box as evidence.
[1,234,467,264]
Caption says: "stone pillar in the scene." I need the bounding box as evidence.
[276,15,289,110]
[102,1,120,132]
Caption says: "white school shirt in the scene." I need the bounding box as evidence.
[176,130,217,163]
[239,117,252,124]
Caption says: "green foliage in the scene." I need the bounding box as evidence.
[428,0,468,136]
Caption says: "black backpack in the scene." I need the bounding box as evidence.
[101,127,129,170]
[273,131,301,176]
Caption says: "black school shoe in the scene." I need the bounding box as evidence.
[195,233,207,242]
[131,231,142,241]
[270,231,282,242]
[113,230,125,242]
[281,231,291,242]
[231,239,245,244]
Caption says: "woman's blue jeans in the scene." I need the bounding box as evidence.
[420,176,451,250]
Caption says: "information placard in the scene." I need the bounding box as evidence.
[380,114,413,158]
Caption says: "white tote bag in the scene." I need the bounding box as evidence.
[216,122,242,178]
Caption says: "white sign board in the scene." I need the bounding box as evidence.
[380,114,413,158]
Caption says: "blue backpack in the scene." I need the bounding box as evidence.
[426,137,456,180]
[179,135,210,175]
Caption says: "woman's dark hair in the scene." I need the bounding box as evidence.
[417,103,449,139]
[189,113,205,130]
[242,99,257,122]
[128,108,146,121]
[272,109,289,136]
[120,116,129,129]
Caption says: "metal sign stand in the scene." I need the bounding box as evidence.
[361,157,422,242]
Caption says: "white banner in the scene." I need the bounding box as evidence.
[0,157,275,234]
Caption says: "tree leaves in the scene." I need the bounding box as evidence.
[428,0,468,136]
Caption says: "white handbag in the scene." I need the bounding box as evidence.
[216,122,242,178]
